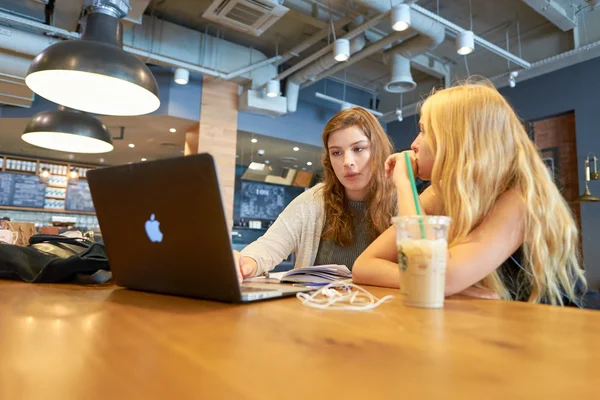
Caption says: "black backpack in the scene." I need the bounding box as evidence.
[0,234,111,284]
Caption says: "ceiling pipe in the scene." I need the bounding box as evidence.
[276,16,352,66]
[274,11,392,82]
[0,10,277,82]
[286,33,366,112]
[304,8,445,88]
[384,53,416,93]
[410,3,531,68]
[351,0,531,69]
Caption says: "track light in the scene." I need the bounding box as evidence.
[174,68,189,85]
[508,71,518,88]
[391,4,411,31]
[456,30,475,55]
[333,39,350,62]
[395,108,403,122]
[266,80,280,97]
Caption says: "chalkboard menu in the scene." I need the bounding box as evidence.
[0,172,15,205]
[66,180,95,212]
[0,172,45,208]
[240,181,285,220]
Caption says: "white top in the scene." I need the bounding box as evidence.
[240,184,326,277]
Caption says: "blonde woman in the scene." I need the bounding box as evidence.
[235,107,396,280]
[353,81,587,306]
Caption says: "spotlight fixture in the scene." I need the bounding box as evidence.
[508,71,518,88]
[174,68,189,85]
[266,80,280,98]
[333,38,350,62]
[395,108,403,122]
[456,30,475,55]
[391,4,411,32]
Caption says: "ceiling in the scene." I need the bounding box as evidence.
[149,0,599,100]
[236,130,323,175]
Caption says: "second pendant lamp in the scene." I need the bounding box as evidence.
[22,106,114,154]
[26,0,160,116]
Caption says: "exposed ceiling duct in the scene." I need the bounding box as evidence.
[0,9,281,114]
[286,32,366,112]
[354,0,531,69]
[384,53,415,93]
[286,6,444,111]
[302,7,445,88]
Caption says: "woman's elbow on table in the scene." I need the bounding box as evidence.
[352,254,400,289]
[351,255,369,285]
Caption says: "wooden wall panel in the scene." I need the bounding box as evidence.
[187,78,238,227]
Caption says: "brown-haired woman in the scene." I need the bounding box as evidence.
[235,107,396,280]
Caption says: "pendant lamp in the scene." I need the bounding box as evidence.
[22,106,114,154]
[26,0,160,116]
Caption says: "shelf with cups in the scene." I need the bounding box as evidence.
[0,154,98,216]
[0,154,97,177]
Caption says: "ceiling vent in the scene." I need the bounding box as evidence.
[202,0,289,37]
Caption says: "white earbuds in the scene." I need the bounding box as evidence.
[297,280,394,311]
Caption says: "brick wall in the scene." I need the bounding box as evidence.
[532,112,580,230]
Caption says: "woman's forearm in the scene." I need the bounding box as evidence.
[395,180,423,216]
[353,256,400,289]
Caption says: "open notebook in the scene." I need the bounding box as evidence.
[247,265,352,285]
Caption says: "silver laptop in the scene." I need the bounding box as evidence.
[87,153,310,303]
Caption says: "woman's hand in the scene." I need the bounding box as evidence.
[385,151,418,187]
[233,250,258,282]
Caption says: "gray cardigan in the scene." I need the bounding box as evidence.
[240,184,326,277]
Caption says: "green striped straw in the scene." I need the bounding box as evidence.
[404,152,426,239]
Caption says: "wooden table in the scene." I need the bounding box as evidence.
[0,281,598,400]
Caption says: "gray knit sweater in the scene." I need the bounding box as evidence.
[313,200,371,270]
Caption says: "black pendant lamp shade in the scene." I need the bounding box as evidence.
[26,1,160,116]
[22,106,114,154]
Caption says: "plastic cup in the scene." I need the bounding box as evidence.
[392,215,452,308]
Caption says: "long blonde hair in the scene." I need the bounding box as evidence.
[321,107,396,246]
[420,80,586,305]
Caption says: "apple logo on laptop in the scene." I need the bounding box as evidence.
[145,214,163,243]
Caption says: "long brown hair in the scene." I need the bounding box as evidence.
[320,107,396,247]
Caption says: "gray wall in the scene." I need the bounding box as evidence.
[388,114,419,151]
[387,57,600,289]
[500,58,600,289]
